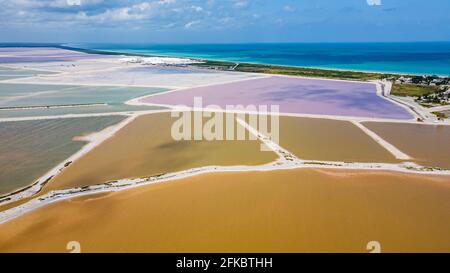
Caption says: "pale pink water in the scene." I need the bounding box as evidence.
[142,76,413,119]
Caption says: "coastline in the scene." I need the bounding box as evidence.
[0,73,446,206]
[60,44,450,77]
[1,45,449,229]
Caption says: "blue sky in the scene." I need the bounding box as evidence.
[1,0,450,43]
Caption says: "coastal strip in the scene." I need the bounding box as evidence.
[378,80,431,121]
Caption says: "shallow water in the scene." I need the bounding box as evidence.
[1,168,449,252]
[46,112,277,191]
[0,83,168,117]
[142,76,413,119]
[279,116,399,163]
[363,122,450,169]
[0,47,109,63]
[0,104,166,118]
[0,68,53,76]
[0,76,25,80]
[0,116,125,195]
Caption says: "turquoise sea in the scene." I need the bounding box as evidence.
[76,42,450,76]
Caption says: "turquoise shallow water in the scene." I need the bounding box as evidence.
[78,42,450,76]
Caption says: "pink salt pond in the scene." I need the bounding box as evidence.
[0,47,109,63]
[141,76,413,119]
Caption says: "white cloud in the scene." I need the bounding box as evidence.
[0,0,275,32]
[77,2,153,22]
[366,0,382,6]
[135,2,151,11]
[158,0,176,5]
[283,5,295,12]
[219,17,233,24]
[67,0,81,6]
[184,20,199,29]
[191,5,203,12]
[234,0,248,8]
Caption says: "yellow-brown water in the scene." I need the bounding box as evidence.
[1,168,449,253]
[46,112,277,191]
[279,116,399,163]
[363,122,450,169]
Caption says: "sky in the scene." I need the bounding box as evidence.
[1,0,450,43]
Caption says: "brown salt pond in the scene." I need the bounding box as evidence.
[0,168,449,253]
[363,122,450,169]
[279,116,399,163]
[45,112,277,191]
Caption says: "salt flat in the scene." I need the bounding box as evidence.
[2,48,259,89]
[0,66,55,81]
[12,65,260,89]
[0,47,110,63]
[1,47,448,255]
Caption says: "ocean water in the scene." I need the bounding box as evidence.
[78,42,450,76]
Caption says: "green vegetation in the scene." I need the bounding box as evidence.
[433,111,449,119]
[66,45,449,85]
[66,46,450,107]
[194,60,389,81]
[391,83,439,97]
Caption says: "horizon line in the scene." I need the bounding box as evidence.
[2,41,450,46]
